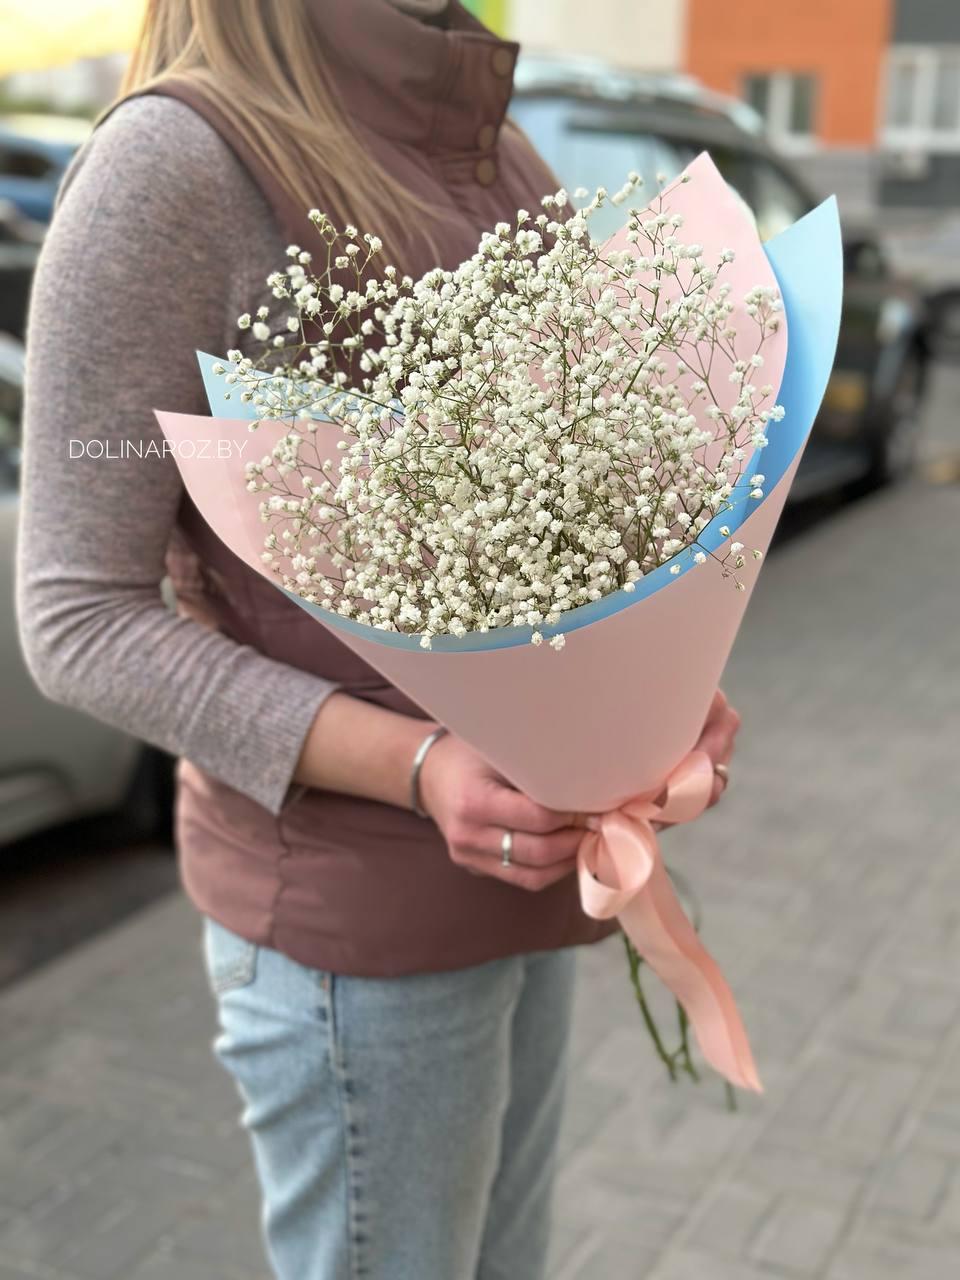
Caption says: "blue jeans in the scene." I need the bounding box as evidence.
[202,917,577,1280]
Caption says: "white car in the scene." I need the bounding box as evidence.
[0,333,168,846]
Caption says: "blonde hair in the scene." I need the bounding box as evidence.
[116,0,439,258]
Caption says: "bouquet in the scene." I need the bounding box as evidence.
[157,153,842,1094]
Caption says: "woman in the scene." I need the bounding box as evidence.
[17,1,741,1276]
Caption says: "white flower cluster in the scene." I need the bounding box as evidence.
[226,178,783,648]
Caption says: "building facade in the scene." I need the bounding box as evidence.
[880,0,960,210]
[503,0,960,228]
[508,0,685,72]
[683,0,893,217]
[685,0,891,150]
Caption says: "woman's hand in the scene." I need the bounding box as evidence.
[418,734,583,891]
[644,690,741,834]
[695,689,742,807]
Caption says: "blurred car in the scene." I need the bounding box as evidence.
[0,198,44,341]
[927,287,960,363]
[0,114,89,225]
[0,333,170,847]
[512,56,931,497]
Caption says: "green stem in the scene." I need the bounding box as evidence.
[622,932,677,1082]
[676,1002,700,1083]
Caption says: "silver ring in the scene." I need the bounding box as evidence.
[500,829,513,867]
[714,763,730,783]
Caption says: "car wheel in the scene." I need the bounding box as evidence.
[865,352,925,488]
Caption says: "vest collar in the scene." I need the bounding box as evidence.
[308,0,519,152]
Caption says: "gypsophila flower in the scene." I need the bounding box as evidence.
[224,172,784,648]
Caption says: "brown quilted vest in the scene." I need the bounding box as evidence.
[128,0,617,973]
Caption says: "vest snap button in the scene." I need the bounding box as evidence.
[476,123,497,151]
[475,157,498,186]
[490,47,514,78]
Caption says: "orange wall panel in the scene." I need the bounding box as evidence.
[685,0,893,146]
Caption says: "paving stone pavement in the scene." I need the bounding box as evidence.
[1,384,958,1276]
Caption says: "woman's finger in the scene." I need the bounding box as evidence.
[706,688,728,723]
[459,851,579,892]
[471,825,585,868]
[695,709,740,767]
[471,779,576,835]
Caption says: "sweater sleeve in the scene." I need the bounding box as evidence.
[16,95,339,816]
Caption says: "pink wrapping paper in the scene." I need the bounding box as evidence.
[153,161,843,1090]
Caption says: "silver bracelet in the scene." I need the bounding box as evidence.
[410,726,448,818]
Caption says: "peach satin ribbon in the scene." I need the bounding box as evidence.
[577,750,762,1092]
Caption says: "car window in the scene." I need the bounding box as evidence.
[0,368,22,489]
[0,373,22,449]
[686,146,811,241]
[844,238,888,281]
[685,143,757,213]
[512,97,814,246]
[561,127,697,239]
[0,144,53,180]
[510,99,696,240]
[741,159,812,241]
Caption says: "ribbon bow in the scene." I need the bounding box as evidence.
[577,749,761,1092]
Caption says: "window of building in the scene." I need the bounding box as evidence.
[742,73,818,150]
[884,46,960,147]
[933,55,960,132]
[887,57,920,130]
